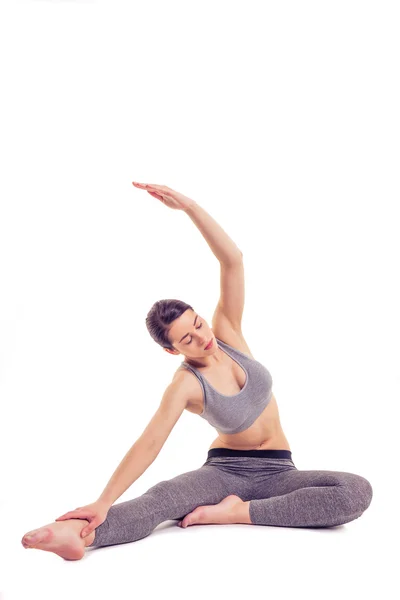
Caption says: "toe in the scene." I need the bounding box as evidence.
[181,514,193,528]
[182,507,204,527]
[23,527,52,547]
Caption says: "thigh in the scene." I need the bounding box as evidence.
[250,466,373,514]
[144,461,250,521]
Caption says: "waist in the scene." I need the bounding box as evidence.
[207,447,292,460]
[209,417,291,452]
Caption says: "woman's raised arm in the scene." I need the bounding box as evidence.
[132,182,243,265]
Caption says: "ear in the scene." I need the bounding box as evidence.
[163,347,180,356]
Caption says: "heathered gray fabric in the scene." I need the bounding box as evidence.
[88,449,373,548]
[178,337,273,434]
[87,338,373,549]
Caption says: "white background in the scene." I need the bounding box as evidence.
[1,1,399,599]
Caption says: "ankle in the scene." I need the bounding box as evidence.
[232,500,252,524]
[71,518,95,547]
[84,530,96,547]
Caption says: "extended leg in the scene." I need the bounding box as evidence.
[88,461,249,548]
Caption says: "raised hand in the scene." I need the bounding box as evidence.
[132,182,195,211]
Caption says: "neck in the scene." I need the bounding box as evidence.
[184,346,224,369]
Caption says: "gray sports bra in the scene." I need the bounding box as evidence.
[179,337,273,435]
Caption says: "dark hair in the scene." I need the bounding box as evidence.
[146,299,193,350]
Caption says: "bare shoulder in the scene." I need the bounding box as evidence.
[170,366,202,405]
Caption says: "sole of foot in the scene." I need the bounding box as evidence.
[21,520,95,561]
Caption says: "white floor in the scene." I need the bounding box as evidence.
[4,491,396,600]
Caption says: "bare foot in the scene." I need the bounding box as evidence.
[178,495,244,528]
[21,519,95,561]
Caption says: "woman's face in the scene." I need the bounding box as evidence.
[167,309,215,357]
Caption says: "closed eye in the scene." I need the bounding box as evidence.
[186,323,202,344]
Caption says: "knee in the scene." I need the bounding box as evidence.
[342,474,373,514]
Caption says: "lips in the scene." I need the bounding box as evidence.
[205,338,213,350]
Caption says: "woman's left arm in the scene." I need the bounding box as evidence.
[132,182,245,329]
[132,182,243,266]
[183,201,243,266]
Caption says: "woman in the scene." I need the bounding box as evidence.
[21,183,373,560]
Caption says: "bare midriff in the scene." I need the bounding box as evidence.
[186,391,291,451]
[208,393,291,451]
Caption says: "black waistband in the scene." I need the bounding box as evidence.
[207,448,292,459]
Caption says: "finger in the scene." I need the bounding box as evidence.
[148,190,176,203]
[81,521,97,538]
[144,183,167,191]
[56,510,87,521]
[55,508,81,519]
[148,191,164,200]
[55,513,76,521]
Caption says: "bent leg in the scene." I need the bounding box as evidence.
[249,468,373,528]
[89,462,248,548]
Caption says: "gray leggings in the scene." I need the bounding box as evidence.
[88,448,373,548]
